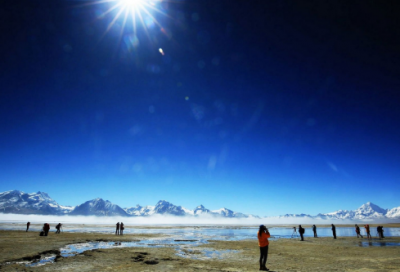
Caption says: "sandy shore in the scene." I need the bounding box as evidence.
[1,230,400,271]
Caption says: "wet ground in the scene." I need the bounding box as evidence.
[1,225,400,271]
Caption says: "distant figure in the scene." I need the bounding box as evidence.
[377,226,384,238]
[312,225,317,238]
[257,225,271,271]
[355,224,363,238]
[291,226,298,238]
[120,222,124,235]
[299,225,305,241]
[365,224,371,239]
[331,224,336,239]
[43,223,50,236]
[56,223,62,234]
[116,222,120,235]
[26,222,30,232]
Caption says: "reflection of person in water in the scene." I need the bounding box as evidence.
[257,225,271,271]
[26,222,30,232]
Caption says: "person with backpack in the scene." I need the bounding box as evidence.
[355,224,363,238]
[331,224,337,239]
[257,225,271,271]
[298,225,305,241]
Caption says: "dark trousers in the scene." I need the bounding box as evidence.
[333,231,336,239]
[300,233,304,241]
[259,246,269,267]
[313,231,317,238]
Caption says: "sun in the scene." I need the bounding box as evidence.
[82,0,168,46]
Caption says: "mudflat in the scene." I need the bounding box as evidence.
[1,230,400,271]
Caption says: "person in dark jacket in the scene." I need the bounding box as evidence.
[55,223,62,234]
[299,225,305,241]
[331,224,336,239]
[116,222,120,235]
[43,223,50,236]
[26,222,30,232]
[120,222,124,235]
[355,224,363,238]
[312,225,317,238]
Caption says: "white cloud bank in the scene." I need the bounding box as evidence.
[0,213,396,226]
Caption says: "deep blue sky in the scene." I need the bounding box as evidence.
[1,0,399,216]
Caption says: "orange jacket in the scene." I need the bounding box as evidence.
[258,231,270,247]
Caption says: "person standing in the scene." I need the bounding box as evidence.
[116,222,120,235]
[381,226,385,238]
[257,225,271,271]
[43,223,50,236]
[365,224,371,239]
[299,225,305,241]
[120,222,124,235]
[26,222,30,232]
[331,224,336,239]
[355,224,363,238]
[312,225,317,238]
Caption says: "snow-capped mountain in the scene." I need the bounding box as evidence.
[0,190,73,215]
[123,201,253,218]
[279,202,400,220]
[193,205,211,215]
[69,198,128,216]
[1,190,399,220]
[124,205,155,216]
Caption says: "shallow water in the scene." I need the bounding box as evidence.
[358,241,400,247]
[2,224,400,239]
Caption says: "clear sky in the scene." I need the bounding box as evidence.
[1,0,399,217]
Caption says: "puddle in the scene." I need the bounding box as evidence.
[27,255,57,267]
[24,238,225,267]
[358,241,400,247]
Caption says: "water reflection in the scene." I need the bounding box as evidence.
[358,241,400,247]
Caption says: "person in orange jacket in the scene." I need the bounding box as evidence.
[258,225,271,271]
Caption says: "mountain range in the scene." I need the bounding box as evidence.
[0,190,254,218]
[1,190,399,220]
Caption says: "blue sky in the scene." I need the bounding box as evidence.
[1,0,399,217]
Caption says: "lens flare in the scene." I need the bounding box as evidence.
[81,0,169,44]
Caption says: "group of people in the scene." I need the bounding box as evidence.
[25,222,63,236]
[292,224,384,241]
[259,224,387,271]
[115,222,125,235]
